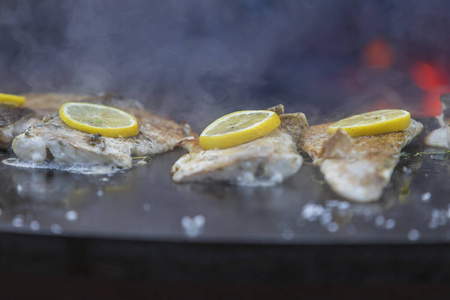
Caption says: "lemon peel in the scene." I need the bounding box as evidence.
[59,102,139,138]
[0,93,26,107]
[328,109,411,137]
[199,110,281,150]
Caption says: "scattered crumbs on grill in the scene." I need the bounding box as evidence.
[400,186,410,197]
[311,175,326,185]
[414,150,450,158]
[399,152,410,159]
[50,224,63,235]
[181,215,205,238]
[132,156,152,165]
[65,210,78,221]
[30,220,40,231]
[421,192,431,202]
[407,229,420,241]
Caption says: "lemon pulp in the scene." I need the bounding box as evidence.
[59,102,139,138]
[328,109,411,137]
[199,110,281,150]
[0,93,26,107]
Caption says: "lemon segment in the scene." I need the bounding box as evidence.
[59,102,139,138]
[199,110,281,150]
[0,93,26,107]
[328,109,411,137]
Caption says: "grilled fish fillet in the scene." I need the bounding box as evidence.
[0,93,91,150]
[10,95,195,170]
[171,105,308,186]
[424,94,450,149]
[300,119,423,202]
[0,104,36,149]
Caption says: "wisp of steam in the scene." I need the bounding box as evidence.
[1,0,450,129]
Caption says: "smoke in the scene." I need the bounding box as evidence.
[2,0,450,128]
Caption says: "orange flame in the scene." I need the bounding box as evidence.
[362,38,394,70]
[411,62,447,91]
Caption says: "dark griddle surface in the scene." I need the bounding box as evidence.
[0,118,448,245]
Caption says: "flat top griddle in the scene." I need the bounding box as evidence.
[0,118,448,246]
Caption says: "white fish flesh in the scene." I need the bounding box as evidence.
[300,119,423,202]
[171,105,308,186]
[10,95,195,171]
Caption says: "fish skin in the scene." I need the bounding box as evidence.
[301,119,423,202]
[171,105,308,186]
[12,96,196,169]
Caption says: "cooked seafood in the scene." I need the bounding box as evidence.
[9,95,195,171]
[171,105,308,186]
[301,119,423,202]
[0,104,36,149]
[424,94,450,149]
[0,93,92,150]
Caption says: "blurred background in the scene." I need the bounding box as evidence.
[1,0,450,129]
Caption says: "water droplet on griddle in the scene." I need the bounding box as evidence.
[375,215,385,227]
[50,224,63,234]
[182,215,205,237]
[384,219,396,230]
[97,190,104,197]
[12,215,24,227]
[327,222,339,232]
[301,203,324,221]
[421,192,431,202]
[30,220,40,231]
[143,203,151,211]
[16,184,23,194]
[346,224,356,234]
[407,229,420,241]
[65,210,78,221]
[282,228,294,240]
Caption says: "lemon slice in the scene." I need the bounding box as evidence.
[59,102,139,138]
[0,93,26,107]
[328,109,411,137]
[199,110,281,150]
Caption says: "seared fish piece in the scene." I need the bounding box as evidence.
[11,96,195,170]
[171,105,308,186]
[0,93,92,150]
[0,104,36,149]
[424,94,450,149]
[301,119,423,202]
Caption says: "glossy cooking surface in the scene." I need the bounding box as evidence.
[0,119,448,245]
